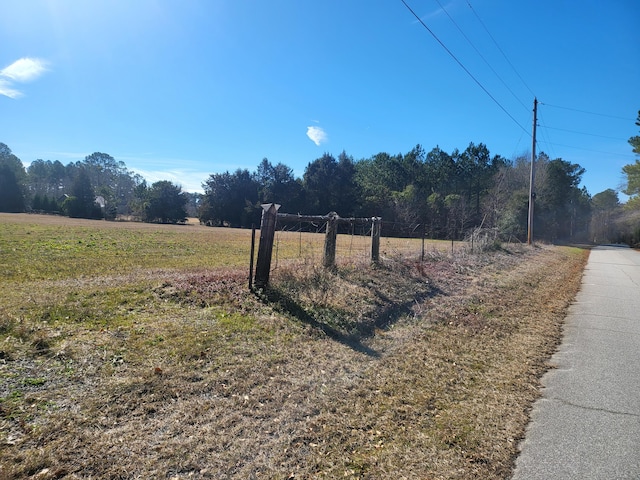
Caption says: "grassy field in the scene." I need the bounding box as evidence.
[0,213,588,479]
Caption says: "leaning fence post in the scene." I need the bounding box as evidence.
[323,212,338,269]
[254,203,280,289]
[371,217,381,263]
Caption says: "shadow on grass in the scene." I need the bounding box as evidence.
[258,287,381,357]
[367,285,443,331]
[256,268,443,358]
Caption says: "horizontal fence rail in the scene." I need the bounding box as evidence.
[252,205,382,289]
[249,205,484,289]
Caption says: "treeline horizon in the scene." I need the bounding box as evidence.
[1,139,639,245]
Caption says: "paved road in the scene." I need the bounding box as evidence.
[512,245,640,480]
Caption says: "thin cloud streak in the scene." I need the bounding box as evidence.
[306,126,328,146]
[0,79,23,99]
[409,0,456,22]
[131,167,209,193]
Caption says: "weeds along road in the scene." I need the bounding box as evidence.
[513,245,640,480]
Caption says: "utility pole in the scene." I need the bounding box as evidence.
[527,98,538,245]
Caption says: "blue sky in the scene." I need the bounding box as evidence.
[1,1,638,197]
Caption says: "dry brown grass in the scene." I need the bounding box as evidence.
[0,214,587,479]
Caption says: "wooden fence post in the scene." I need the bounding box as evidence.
[323,212,338,269]
[249,224,256,290]
[371,217,381,263]
[254,203,280,289]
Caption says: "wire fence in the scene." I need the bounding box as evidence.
[270,219,466,270]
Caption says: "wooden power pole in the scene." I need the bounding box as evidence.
[527,98,538,245]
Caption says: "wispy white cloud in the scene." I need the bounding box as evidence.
[2,58,49,81]
[0,79,23,99]
[131,167,209,193]
[0,57,49,98]
[306,126,328,146]
[409,0,456,23]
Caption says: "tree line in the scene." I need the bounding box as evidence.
[0,146,196,223]
[2,114,640,244]
[198,143,597,242]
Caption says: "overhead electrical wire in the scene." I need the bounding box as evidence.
[400,0,530,136]
[462,5,633,155]
[536,113,559,159]
[466,0,536,99]
[402,0,631,162]
[509,131,526,159]
[536,121,631,160]
[462,1,560,160]
[543,126,628,141]
[538,102,635,121]
[538,105,632,158]
[542,143,633,158]
[434,0,529,113]
[453,0,540,157]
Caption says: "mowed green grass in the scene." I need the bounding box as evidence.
[0,213,447,281]
[0,214,253,281]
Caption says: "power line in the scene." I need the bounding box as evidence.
[539,103,635,121]
[466,1,536,99]
[536,113,559,160]
[434,0,529,113]
[510,131,526,158]
[543,125,628,141]
[400,0,530,136]
[543,142,634,158]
